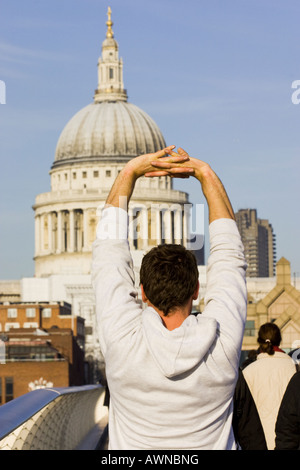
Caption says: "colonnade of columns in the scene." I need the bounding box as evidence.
[128,204,189,250]
[35,208,97,257]
[35,203,189,258]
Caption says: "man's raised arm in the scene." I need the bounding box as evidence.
[104,145,193,210]
[92,146,194,353]
[147,147,247,358]
[145,147,235,223]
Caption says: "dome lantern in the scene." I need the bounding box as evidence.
[94,7,128,103]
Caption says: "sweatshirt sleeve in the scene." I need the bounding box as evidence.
[202,218,248,359]
[91,207,142,356]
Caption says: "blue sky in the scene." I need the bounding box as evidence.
[0,0,300,280]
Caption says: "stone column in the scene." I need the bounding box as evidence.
[35,215,40,256]
[76,209,83,251]
[141,207,148,250]
[155,207,162,245]
[57,211,62,253]
[147,206,156,247]
[163,209,173,244]
[69,209,75,252]
[63,211,69,252]
[40,214,45,253]
[47,212,53,253]
[183,206,189,248]
[174,208,183,244]
[83,209,89,251]
[128,208,134,248]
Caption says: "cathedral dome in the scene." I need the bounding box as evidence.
[34,8,190,280]
[52,8,165,169]
[53,100,166,168]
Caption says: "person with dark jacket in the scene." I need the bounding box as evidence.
[275,372,300,450]
[242,323,296,449]
[233,368,267,450]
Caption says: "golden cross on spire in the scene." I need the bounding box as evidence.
[106,6,114,38]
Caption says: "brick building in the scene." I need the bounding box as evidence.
[0,302,86,404]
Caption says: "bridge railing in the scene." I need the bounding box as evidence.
[0,384,108,450]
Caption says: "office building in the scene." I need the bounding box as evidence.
[235,209,276,277]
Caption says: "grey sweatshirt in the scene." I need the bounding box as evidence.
[92,207,247,450]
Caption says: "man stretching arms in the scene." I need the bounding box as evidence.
[92,146,247,450]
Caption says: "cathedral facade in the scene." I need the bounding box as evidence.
[33,8,190,279]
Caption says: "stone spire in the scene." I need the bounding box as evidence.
[94,7,128,102]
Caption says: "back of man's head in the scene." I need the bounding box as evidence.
[140,244,199,316]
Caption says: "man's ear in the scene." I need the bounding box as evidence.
[192,280,200,300]
[140,284,148,303]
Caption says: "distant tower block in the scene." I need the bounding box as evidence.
[235,209,276,277]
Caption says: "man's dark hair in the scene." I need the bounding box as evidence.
[140,244,199,316]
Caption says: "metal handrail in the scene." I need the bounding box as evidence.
[0,384,103,443]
